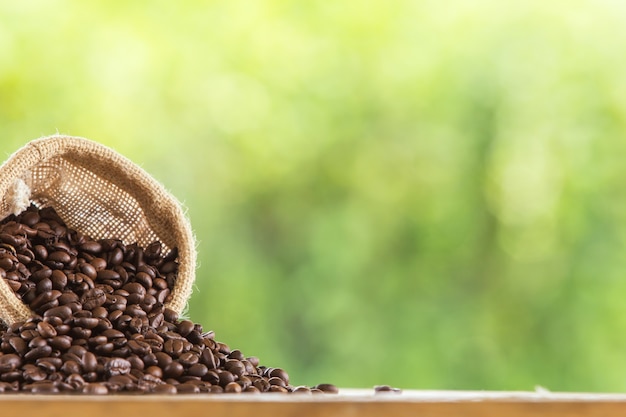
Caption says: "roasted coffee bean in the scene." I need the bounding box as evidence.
[48,251,71,264]
[178,352,199,367]
[218,370,235,387]
[38,357,63,370]
[269,368,289,384]
[316,383,339,394]
[8,337,27,355]
[79,241,102,255]
[187,363,208,378]
[127,340,151,356]
[163,361,184,379]
[37,321,57,338]
[78,263,97,280]
[49,335,72,351]
[51,270,68,291]
[24,365,47,382]
[80,288,106,310]
[82,351,98,373]
[177,383,200,394]
[43,305,72,320]
[374,385,402,394]
[30,290,62,311]
[24,345,52,361]
[224,381,242,393]
[177,320,194,337]
[28,336,48,349]
[105,358,131,377]
[0,354,22,372]
[82,382,108,394]
[225,360,246,377]
[27,381,59,394]
[60,359,81,376]
[153,383,177,394]
[201,348,217,369]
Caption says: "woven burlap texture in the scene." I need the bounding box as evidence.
[0,135,196,324]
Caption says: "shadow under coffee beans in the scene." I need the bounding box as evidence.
[0,205,337,394]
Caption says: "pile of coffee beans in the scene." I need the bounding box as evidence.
[0,205,337,394]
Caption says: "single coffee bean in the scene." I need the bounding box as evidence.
[187,363,208,378]
[178,352,199,367]
[374,385,402,394]
[27,381,59,394]
[0,354,22,372]
[82,383,108,394]
[201,348,217,369]
[269,368,289,384]
[8,337,27,356]
[23,365,47,382]
[24,345,52,361]
[50,270,68,291]
[316,383,340,394]
[48,251,71,264]
[153,383,177,394]
[37,321,57,338]
[81,288,106,310]
[218,370,235,387]
[81,352,98,373]
[28,336,48,349]
[43,305,73,320]
[177,320,194,337]
[177,383,200,394]
[225,360,246,377]
[224,381,242,393]
[163,361,184,379]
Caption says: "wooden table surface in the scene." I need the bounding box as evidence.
[2,389,626,417]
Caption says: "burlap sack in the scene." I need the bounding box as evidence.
[0,135,196,324]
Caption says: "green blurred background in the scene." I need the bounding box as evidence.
[3,0,626,392]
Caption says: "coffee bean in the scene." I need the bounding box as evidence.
[36,278,53,294]
[51,270,68,291]
[153,383,177,394]
[37,321,57,338]
[0,354,22,372]
[218,370,235,387]
[374,385,402,394]
[43,305,72,320]
[24,365,47,382]
[27,381,59,394]
[81,288,106,310]
[178,383,200,394]
[177,320,194,337]
[316,383,339,394]
[79,263,97,280]
[61,360,81,375]
[82,383,108,394]
[187,363,208,378]
[48,251,71,264]
[178,352,199,367]
[82,351,98,373]
[201,348,217,369]
[24,345,52,361]
[269,368,289,384]
[225,360,246,377]
[8,337,27,355]
[90,257,107,271]
[79,241,102,255]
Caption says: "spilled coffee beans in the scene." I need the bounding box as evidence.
[0,205,337,394]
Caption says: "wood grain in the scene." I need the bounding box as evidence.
[2,389,626,417]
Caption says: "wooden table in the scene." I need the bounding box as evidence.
[2,389,626,417]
